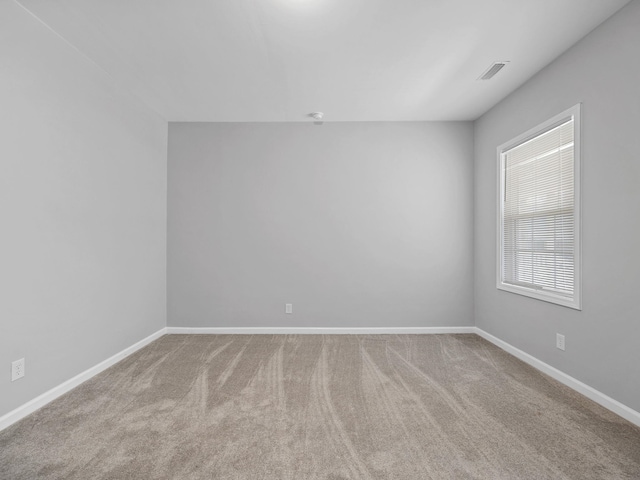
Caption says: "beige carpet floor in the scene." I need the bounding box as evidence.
[1,334,639,479]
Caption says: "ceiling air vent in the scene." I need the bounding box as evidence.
[478,61,510,80]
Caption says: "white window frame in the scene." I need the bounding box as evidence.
[496,104,582,310]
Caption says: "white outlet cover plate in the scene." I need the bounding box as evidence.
[11,358,25,381]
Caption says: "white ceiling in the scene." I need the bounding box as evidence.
[17,0,630,122]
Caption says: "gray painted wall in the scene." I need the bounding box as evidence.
[0,2,167,418]
[168,122,474,328]
[474,0,640,412]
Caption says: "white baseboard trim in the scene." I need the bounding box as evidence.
[0,327,167,432]
[475,327,640,428]
[166,326,477,335]
[4,325,636,432]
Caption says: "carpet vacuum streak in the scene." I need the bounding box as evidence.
[1,334,639,479]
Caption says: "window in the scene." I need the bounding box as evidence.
[497,104,581,309]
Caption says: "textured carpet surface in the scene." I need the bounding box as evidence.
[1,334,639,479]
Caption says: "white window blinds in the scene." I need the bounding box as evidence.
[498,106,580,309]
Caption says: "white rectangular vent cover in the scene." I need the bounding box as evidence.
[479,61,509,80]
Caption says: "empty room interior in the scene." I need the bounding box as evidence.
[1,0,640,478]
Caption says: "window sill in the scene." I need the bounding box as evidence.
[497,282,581,310]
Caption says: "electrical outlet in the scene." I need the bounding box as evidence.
[285,303,293,314]
[11,358,25,381]
[556,334,565,351]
